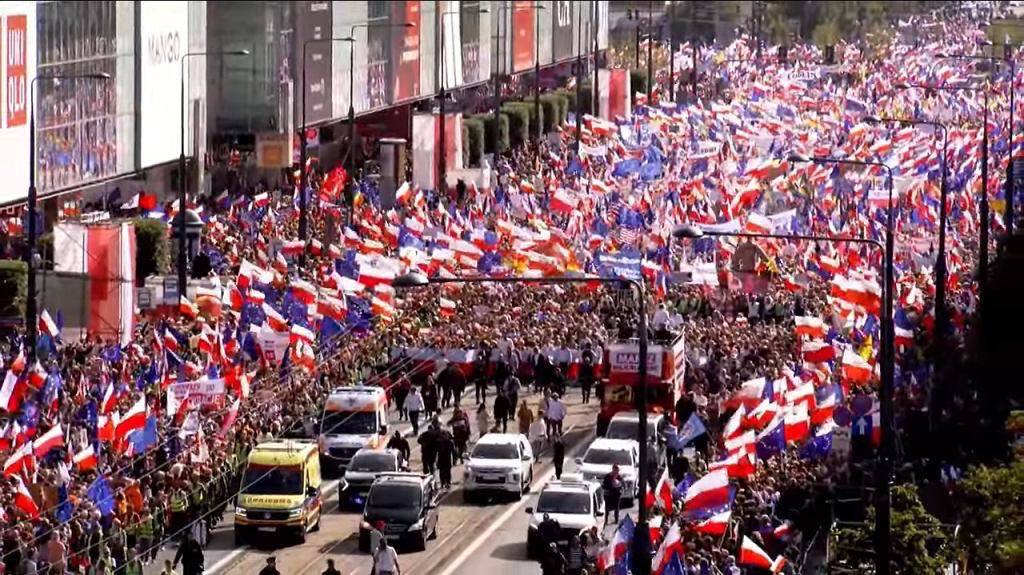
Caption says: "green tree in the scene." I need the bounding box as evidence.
[959,461,1024,573]
[133,218,170,282]
[833,484,955,574]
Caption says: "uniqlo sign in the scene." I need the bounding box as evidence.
[0,2,36,204]
[4,14,26,127]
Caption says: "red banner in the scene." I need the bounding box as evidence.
[5,14,27,127]
[394,1,420,101]
[512,1,535,72]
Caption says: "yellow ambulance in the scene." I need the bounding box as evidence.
[234,439,322,544]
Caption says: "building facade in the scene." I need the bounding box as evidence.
[0,0,610,212]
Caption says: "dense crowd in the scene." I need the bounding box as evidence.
[0,4,1011,575]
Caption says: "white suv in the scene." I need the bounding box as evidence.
[463,433,535,502]
[576,438,640,504]
[525,478,604,558]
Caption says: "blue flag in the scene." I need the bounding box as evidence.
[800,427,834,460]
[662,552,685,575]
[756,422,786,461]
[56,484,73,524]
[676,413,707,447]
[87,475,115,516]
[129,415,159,454]
[100,345,122,364]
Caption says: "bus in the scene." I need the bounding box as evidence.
[597,332,686,436]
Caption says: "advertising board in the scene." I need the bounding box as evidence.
[139,1,189,168]
[512,1,535,72]
[552,0,573,61]
[297,1,333,124]
[0,2,35,204]
[393,1,420,101]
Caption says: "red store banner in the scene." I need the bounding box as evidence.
[5,14,27,127]
[393,1,420,101]
[512,0,535,72]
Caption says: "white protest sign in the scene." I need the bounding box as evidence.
[167,378,226,416]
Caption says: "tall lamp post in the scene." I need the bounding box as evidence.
[392,270,653,575]
[574,0,584,154]
[338,22,413,199]
[27,72,111,363]
[673,221,896,573]
[533,3,547,142]
[895,80,992,298]
[298,36,352,256]
[789,153,896,575]
[439,8,487,192]
[941,49,1016,235]
[647,0,654,102]
[865,115,950,339]
[178,50,249,299]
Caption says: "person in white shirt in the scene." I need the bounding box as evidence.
[544,394,567,438]
[373,538,401,575]
[652,303,670,331]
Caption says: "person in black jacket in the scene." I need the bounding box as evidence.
[172,532,205,575]
[258,556,280,575]
[386,430,411,468]
[438,363,467,407]
[541,542,567,575]
[552,437,566,479]
[418,425,439,474]
[493,391,512,433]
[436,429,457,488]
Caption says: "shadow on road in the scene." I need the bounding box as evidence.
[491,541,529,561]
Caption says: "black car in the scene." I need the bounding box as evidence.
[340,448,405,509]
[358,473,440,552]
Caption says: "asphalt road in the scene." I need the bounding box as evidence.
[147,393,602,575]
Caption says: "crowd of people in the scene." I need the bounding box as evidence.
[0,3,1011,575]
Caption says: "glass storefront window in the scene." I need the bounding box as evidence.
[36,0,121,193]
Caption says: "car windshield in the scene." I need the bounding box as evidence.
[366,484,422,509]
[349,452,397,473]
[320,411,378,435]
[471,443,519,460]
[606,420,656,442]
[584,448,632,466]
[537,491,591,515]
[240,465,303,495]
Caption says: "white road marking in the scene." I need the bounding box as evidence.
[435,423,590,575]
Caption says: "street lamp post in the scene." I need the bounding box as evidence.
[865,115,950,339]
[27,73,111,363]
[339,23,413,199]
[647,0,654,102]
[533,3,547,143]
[673,222,895,572]
[939,50,1016,235]
[895,80,992,298]
[392,270,653,575]
[667,1,675,103]
[575,0,584,155]
[179,50,248,298]
[788,154,896,575]
[298,36,352,257]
